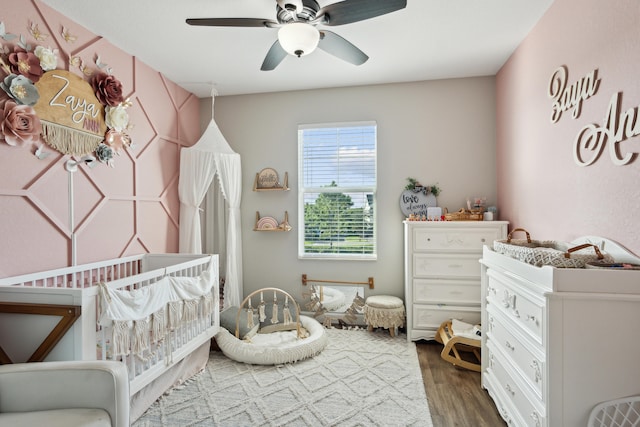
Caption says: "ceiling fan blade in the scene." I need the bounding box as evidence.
[318,0,407,26]
[317,30,368,65]
[261,40,288,71]
[186,18,277,28]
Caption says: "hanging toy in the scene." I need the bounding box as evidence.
[271,291,279,324]
[246,298,254,328]
[283,295,293,324]
[259,291,266,322]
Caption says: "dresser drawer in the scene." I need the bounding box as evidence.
[487,342,546,427]
[414,254,481,279]
[412,304,480,330]
[486,270,545,345]
[413,227,503,253]
[413,278,479,305]
[487,305,545,400]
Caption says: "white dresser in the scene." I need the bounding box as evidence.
[403,220,508,341]
[481,236,640,427]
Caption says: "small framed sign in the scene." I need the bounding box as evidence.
[400,189,437,217]
[257,167,279,188]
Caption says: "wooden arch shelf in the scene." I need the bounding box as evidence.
[253,211,292,232]
[253,171,289,191]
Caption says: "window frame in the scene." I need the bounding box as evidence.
[297,121,377,261]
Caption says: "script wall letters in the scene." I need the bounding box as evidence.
[548,65,637,166]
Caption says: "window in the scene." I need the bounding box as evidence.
[298,122,377,259]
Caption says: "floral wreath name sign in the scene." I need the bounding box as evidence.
[34,70,106,155]
[0,20,133,167]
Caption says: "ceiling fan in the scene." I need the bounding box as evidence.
[186,0,407,71]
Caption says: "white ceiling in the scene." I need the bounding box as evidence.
[40,0,554,98]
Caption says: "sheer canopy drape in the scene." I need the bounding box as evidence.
[178,119,242,309]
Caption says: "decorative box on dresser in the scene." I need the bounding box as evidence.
[480,236,640,427]
[403,220,508,342]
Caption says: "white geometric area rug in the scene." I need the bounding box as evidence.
[133,328,433,427]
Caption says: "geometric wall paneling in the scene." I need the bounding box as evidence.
[137,200,179,253]
[159,73,202,146]
[176,93,203,146]
[135,137,181,198]
[161,74,192,113]
[0,145,61,190]
[160,176,181,228]
[34,1,97,53]
[121,238,149,259]
[75,199,135,264]
[28,160,80,231]
[0,196,70,276]
[88,151,135,197]
[69,168,106,233]
[127,97,158,157]
[72,37,136,100]
[134,66,179,139]
[0,1,201,278]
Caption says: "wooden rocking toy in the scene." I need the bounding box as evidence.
[435,320,481,372]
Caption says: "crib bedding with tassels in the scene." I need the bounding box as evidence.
[98,258,218,390]
[0,253,220,403]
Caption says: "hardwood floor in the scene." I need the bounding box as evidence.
[415,340,506,427]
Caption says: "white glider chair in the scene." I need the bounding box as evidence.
[0,360,129,427]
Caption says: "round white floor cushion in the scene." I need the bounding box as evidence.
[215,315,328,365]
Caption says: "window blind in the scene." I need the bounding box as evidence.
[298,122,377,259]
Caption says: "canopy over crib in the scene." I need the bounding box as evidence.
[178,97,242,309]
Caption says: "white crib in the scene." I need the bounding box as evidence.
[0,254,219,405]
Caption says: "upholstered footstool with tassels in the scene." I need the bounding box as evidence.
[364,295,405,337]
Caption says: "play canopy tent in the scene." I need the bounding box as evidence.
[178,115,242,309]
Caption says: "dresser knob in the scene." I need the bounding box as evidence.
[526,314,539,325]
[502,290,511,308]
[531,412,541,427]
[505,341,515,351]
[531,360,542,383]
[505,383,515,396]
[499,406,514,426]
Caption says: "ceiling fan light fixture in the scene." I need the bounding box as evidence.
[278,22,320,57]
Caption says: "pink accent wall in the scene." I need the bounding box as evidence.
[496,0,640,255]
[0,1,200,278]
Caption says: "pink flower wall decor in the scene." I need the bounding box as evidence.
[92,71,124,107]
[0,100,42,146]
[0,20,133,167]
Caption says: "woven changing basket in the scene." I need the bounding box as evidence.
[493,228,613,268]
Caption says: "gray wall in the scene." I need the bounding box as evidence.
[201,77,497,304]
